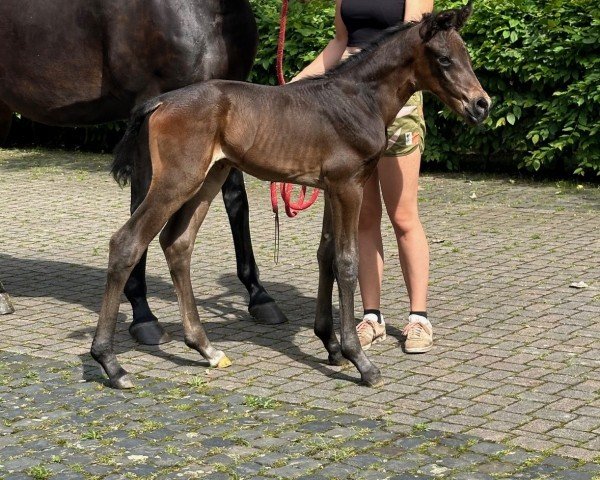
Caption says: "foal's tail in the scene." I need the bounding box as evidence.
[111,100,162,186]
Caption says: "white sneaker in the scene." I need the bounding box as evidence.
[403,314,433,353]
[356,313,386,350]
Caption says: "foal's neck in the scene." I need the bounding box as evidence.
[333,25,421,126]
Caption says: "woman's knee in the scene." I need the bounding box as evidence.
[359,198,382,232]
[389,208,421,237]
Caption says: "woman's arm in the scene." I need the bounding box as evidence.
[291,0,347,81]
[404,0,434,22]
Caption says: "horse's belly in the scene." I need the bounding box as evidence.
[0,1,113,124]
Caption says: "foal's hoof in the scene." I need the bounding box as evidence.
[248,301,288,325]
[328,353,350,367]
[361,369,383,388]
[110,373,135,390]
[209,351,232,369]
[0,292,14,315]
[129,321,172,345]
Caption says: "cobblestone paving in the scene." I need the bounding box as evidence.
[2,352,599,480]
[1,149,599,476]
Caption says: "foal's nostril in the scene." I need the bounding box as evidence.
[476,97,489,114]
[470,96,490,122]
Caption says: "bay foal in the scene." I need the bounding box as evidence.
[93,4,490,388]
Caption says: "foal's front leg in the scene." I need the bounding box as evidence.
[159,163,233,368]
[314,197,346,366]
[329,183,382,387]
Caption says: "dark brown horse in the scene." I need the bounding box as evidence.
[0,0,287,342]
[93,3,490,389]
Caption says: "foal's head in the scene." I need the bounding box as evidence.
[415,2,490,124]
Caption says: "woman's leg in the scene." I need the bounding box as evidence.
[377,147,429,313]
[356,169,387,349]
[357,170,384,311]
[378,146,433,353]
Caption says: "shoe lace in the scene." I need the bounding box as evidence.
[357,319,377,337]
[403,321,425,338]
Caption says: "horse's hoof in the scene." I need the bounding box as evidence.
[110,373,135,390]
[361,370,383,388]
[248,301,288,325]
[209,351,232,369]
[0,292,14,315]
[328,353,350,367]
[129,321,172,345]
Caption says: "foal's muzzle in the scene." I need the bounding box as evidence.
[466,96,491,124]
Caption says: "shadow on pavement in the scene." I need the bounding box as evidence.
[1,254,373,385]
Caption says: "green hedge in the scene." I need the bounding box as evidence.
[426,0,599,176]
[250,0,600,177]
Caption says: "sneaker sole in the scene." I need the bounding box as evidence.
[404,342,433,354]
[361,333,387,351]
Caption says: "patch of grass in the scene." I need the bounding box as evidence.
[412,423,429,433]
[81,429,103,440]
[326,446,356,462]
[244,395,279,409]
[415,441,437,454]
[165,445,180,455]
[187,376,208,388]
[489,449,512,461]
[96,454,118,466]
[165,387,188,400]
[27,465,52,480]
[456,438,478,454]
[24,370,40,381]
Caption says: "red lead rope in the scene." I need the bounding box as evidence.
[270,0,320,219]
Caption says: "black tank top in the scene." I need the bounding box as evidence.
[341,0,406,47]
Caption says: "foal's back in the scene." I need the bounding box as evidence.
[151,79,387,188]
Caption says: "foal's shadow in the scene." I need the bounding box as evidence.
[1,254,393,386]
[75,272,364,385]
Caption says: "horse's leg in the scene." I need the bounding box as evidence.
[0,106,15,314]
[0,101,12,144]
[0,281,15,315]
[314,196,346,366]
[329,182,382,387]
[123,149,172,345]
[91,184,195,389]
[160,162,232,367]
[221,169,288,325]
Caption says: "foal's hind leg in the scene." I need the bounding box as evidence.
[221,169,287,325]
[160,163,233,368]
[91,186,196,389]
[314,197,346,366]
[329,182,382,387]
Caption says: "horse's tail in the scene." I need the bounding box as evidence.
[111,100,162,186]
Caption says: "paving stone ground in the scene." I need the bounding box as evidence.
[0,149,599,478]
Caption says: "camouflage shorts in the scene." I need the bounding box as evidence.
[384,92,426,157]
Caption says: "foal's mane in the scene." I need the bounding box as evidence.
[322,21,417,78]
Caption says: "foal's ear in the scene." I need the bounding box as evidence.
[455,0,473,30]
[419,10,456,42]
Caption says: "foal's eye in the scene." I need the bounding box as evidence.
[438,56,452,67]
